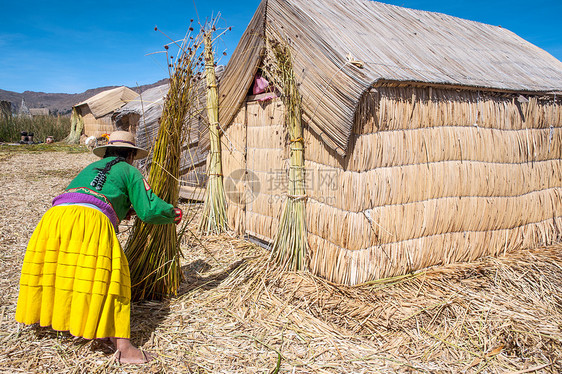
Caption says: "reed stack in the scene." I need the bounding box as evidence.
[267,39,308,271]
[199,30,228,235]
[125,26,203,300]
[65,108,83,144]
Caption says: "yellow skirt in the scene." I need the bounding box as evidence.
[16,205,131,339]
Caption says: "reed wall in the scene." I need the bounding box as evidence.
[223,84,562,285]
[182,164,207,186]
[221,98,288,239]
[81,107,115,138]
[307,86,562,284]
[245,99,287,243]
[221,108,249,236]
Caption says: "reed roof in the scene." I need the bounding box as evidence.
[113,84,169,132]
[29,108,49,116]
[74,86,138,119]
[218,0,562,155]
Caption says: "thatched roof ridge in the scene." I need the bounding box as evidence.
[74,86,138,119]
[218,0,562,155]
[113,84,169,130]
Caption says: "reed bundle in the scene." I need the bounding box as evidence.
[266,39,308,271]
[199,31,228,235]
[125,27,204,301]
[65,107,83,144]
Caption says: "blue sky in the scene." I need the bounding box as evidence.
[1,0,560,94]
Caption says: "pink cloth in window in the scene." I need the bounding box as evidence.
[253,75,269,95]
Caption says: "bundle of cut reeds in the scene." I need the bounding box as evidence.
[267,39,308,271]
[199,30,228,235]
[65,108,83,144]
[125,27,204,301]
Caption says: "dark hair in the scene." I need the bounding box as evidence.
[103,147,137,159]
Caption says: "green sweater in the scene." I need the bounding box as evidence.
[65,157,175,224]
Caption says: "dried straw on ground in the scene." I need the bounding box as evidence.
[1,149,561,373]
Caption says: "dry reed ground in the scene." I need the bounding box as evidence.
[0,148,561,373]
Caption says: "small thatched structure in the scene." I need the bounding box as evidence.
[73,86,137,138]
[29,108,49,116]
[112,83,208,201]
[113,84,169,143]
[209,0,562,285]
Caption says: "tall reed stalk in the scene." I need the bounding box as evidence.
[124,27,202,301]
[65,108,83,144]
[269,40,308,271]
[199,30,228,235]
[0,114,69,143]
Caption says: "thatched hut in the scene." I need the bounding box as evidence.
[209,0,562,285]
[29,108,49,116]
[113,84,169,142]
[112,83,208,200]
[73,86,137,138]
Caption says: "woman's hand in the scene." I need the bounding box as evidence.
[173,208,182,224]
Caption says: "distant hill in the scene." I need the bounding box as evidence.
[0,79,169,116]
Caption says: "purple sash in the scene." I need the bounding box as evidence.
[52,192,119,231]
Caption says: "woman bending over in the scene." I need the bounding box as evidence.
[16,131,182,364]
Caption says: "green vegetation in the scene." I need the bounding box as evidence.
[0,115,70,143]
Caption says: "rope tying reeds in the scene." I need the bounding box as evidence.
[286,194,307,201]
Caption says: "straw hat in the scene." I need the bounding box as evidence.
[92,131,148,159]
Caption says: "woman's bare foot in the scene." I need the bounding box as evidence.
[112,337,155,364]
